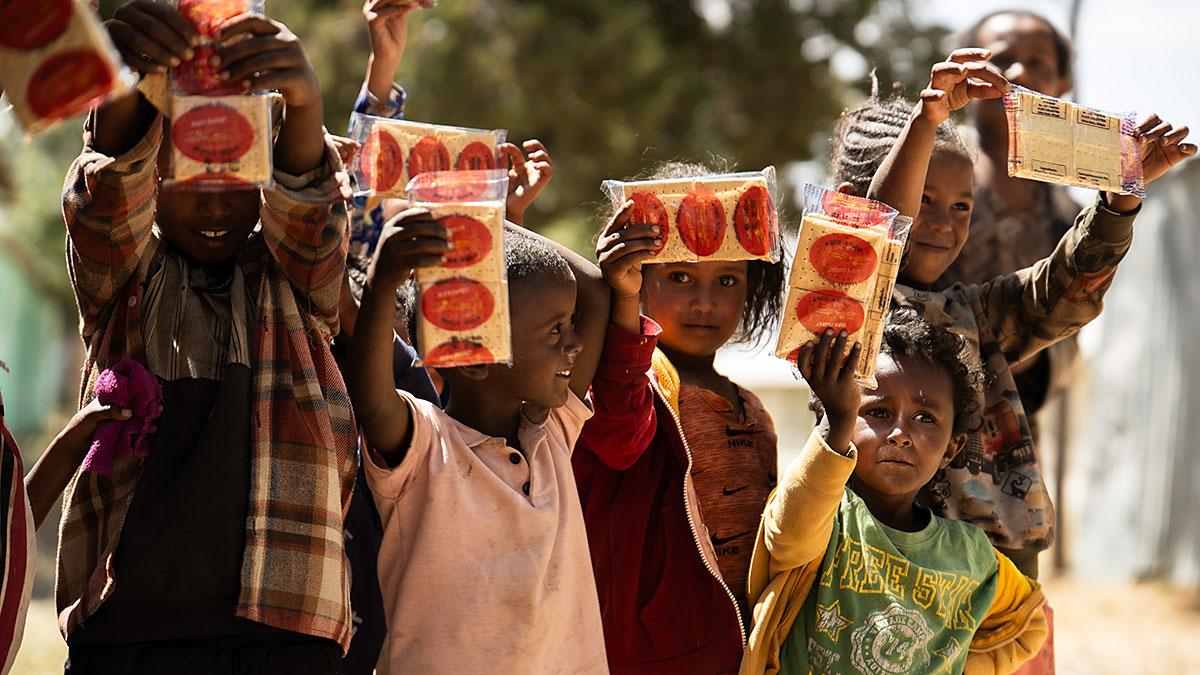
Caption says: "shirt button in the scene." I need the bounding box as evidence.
[128,295,137,308]
[509,452,521,464]
[522,481,530,495]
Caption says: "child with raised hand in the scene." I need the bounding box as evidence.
[844,49,1195,580]
[346,208,611,673]
[572,164,787,673]
[742,310,1047,675]
[60,1,356,670]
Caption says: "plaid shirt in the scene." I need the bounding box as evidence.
[58,114,358,651]
[897,195,1137,553]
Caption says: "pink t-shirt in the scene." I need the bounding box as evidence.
[364,390,608,674]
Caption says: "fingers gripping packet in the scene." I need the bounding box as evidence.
[1005,84,1145,197]
[600,167,781,263]
[165,93,274,190]
[775,185,910,387]
[351,112,506,199]
[170,0,266,96]
[409,170,512,368]
[0,0,135,138]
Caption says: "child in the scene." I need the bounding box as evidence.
[58,1,356,670]
[845,49,1194,580]
[346,208,611,673]
[742,310,1048,674]
[572,164,787,672]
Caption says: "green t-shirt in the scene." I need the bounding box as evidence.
[779,488,1000,675]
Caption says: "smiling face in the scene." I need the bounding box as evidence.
[640,260,749,358]
[848,351,962,507]
[489,272,582,409]
[972,13,1072,130]
[901,151,975,286]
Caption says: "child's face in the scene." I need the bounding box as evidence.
[491,273,582,409]
[156,187,260,265]
[849,351,961,505]
[902,151,974,285]
[640,260,748,358]
[976,13,1069,98]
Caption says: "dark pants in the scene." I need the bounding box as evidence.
[65,636,343,675]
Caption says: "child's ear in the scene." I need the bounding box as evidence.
[836,182,864,197]
[940,433,967,469]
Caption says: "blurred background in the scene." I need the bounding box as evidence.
[2,0,1198,671]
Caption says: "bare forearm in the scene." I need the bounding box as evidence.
[93,92,159,158]
[349,276,412,461]
[365,53,401,105]
[274,102,326,176]
[25,437,88,530]
[867,104,939,217]
[609,294,641,335]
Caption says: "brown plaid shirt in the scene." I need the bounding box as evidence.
[58,114,357,650]
[897,196,1137,553]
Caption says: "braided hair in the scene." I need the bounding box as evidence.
[829,79,973,196]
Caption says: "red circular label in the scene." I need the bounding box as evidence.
[407,136,451,179]
[455,141,496,171]
[425,339,494,367]
[735,185,775,257]
[439,214,493,268]
[180,0,245,37]
[27,49,114,121]
[173,104,254,163]
[421,278,495,331]
[0,0,72,50]
[796,290,865,335]
[810,233,878,284]
[677,187,726,256]
[174,45,243,96]
[627,191,669,255]
[359,130,403,192]
[819,190,892,229]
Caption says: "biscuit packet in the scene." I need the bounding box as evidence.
[600,167,781,263]
[408,170,512,368]
[775,184,911,387]
[350,112,507,199]
[170,0,266,97]
[1005,84,1145,197]
[164,93,274,190]
[0,0,135,139]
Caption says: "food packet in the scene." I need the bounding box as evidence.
[1005,84,1145,197]
[0,0,135,138]
[409,170,511,368]
[351,112,506,199]
[164,93,274,190]
[775,184,911,387]
[600,167,781,263]
[171,0,266,96]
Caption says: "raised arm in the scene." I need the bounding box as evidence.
[348,209,450,464]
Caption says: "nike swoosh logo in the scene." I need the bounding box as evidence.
[711,530,753,547]
[722,486,748,496]
[725,426,757,437]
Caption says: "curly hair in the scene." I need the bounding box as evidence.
[959,10,1073,83]
[809,308,982,436]
[635,161,788,345]
[829,85,973,196]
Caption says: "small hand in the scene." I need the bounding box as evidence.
[596,200,662,301]
[364,0,416,68]
[919,48,1009,127]
[1136,114,1197,185]
[106,0,198,74]
[213,15,321,108]
[795,330,862,427]
[501,140,554,226]
[369,208,452,290]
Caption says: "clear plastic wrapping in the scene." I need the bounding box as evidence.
[0,0,135,138]
[351,112,507,198]
[775,184,911,387]
[171,0,266,97]
[600,167,781,263]
[164,93,274,190]
[1005,84,1145,197]
[409,170,512,368]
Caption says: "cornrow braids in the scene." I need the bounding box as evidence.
[830,87,973,196]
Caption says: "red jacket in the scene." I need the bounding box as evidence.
[574,318,744,674]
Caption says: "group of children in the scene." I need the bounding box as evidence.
[0,1,1194,673]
